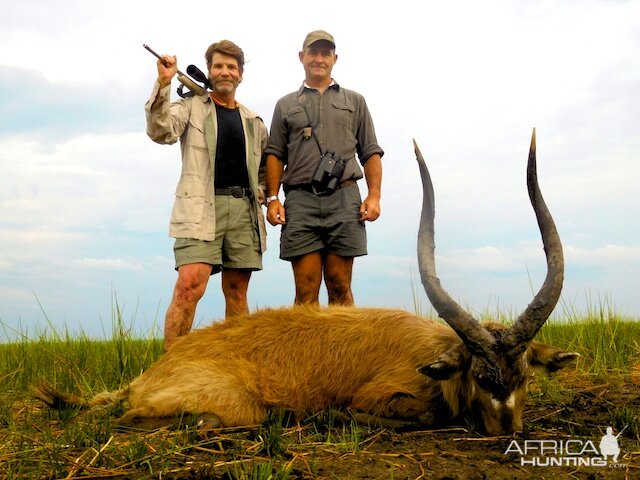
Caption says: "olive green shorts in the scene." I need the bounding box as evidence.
[174,196,262,274]
[280,183,367,261]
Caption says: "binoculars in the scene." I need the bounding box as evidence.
[311,152,346,193]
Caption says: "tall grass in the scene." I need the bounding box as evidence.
[538,297,640,376]
[0,295,163,395]
[409,272,640,377]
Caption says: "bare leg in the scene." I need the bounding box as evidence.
[113,412,223,431]
[164,263,212,351]
[291,251,323,304]
[221,268,252,317]
[338,411,416,429]
[324,253,355,305]
[351,382,436,424]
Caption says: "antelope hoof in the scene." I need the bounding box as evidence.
[196,413,223,430]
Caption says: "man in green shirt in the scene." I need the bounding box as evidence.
[265,30,383,306]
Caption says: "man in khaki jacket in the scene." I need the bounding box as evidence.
[145,40,268,351]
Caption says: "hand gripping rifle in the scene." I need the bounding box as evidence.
[143,44,211,98]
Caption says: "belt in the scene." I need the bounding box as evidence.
[214,186,253,198]
[284,179,357,196]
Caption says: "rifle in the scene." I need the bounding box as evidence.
[143,44,211,98]
[615,425,628,438]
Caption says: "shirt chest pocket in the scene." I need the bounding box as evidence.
[331,101,355,130]
[186,116,208,150]
[284,106,310,131]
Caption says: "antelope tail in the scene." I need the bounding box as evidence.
[32,382,129,412]
[32,383,89,410]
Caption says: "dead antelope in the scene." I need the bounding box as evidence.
[34,130,577,435]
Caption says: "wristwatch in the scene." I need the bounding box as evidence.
[266,195,279,205]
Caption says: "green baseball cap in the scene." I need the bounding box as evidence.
[302,30,336,49]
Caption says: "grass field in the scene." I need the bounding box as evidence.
[1,305,639,479]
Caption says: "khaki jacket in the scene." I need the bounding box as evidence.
[145,82,268,252]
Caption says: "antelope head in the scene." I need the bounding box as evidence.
[414,130,578,435]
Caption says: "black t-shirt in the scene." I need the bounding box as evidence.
[214,104,249,188]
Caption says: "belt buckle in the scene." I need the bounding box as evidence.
[231,187,244,198]
[311,184,330,196]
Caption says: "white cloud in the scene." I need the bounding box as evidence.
[0,133,176,231]
[566,244,640,266]
[74,258,144,270]
[0,0,639,338]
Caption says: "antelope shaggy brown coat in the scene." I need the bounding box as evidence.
[34,132,578,436]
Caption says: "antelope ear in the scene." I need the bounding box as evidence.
[528,342,579,373]
[418,349,466,380]
[418,361,461,380]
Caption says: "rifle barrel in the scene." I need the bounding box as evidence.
[142,44,187,77]
[615,425,628,438]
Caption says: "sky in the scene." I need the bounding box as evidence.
[1,0,639,340]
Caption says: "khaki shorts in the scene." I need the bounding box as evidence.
[174,196,262,274]
[280,183,367,261]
